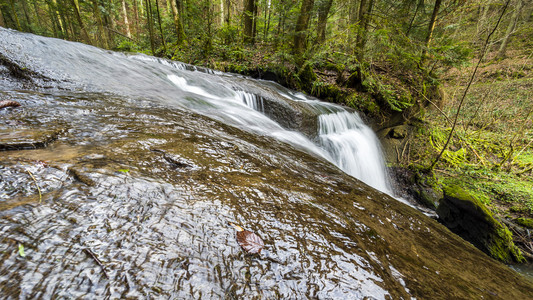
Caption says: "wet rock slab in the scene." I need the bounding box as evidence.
[0,90,531,299]
[0,128,61,151]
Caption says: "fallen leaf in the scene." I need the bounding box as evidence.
[229,222,264,254]
[0,100,21,109]
[18,244,26,257]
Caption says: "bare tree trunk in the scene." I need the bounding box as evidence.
[0,6,4,27]
[133,0,140,39]
[93,0,109,48]
[144,0,156,54]
[356,0,374,60]
[169,0,185,44]
[497,0,523,59]
[349,0,360,25]
[9,0,22,31]
[31,1,44,30]
[316,0,334,44]
[425,0,443,49]
[264,0,272,39]
[20,0,33,32]
[243,0,256,44]
[224,0,231,25]
[71,0,92,44]
[293,0,315,55]
[122,0,132,38]
[155,0,167,53]
[406,0,424,36]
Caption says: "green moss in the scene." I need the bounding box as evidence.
[489,227,525,263]
[516,217,533,229]
[295,64,316,94]
[438,185,525,263]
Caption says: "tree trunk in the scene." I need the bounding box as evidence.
[170,0,186,44]
[155,0,167,54]
[497,0,523,59]
[243,0,256,44]
[20,0,33,32]
[144,0,155,54]
[31,1,44,30]
[0,5,4,27]
[133,0,140,39]
[425,0,443,49]
[122,0,132,38]
[225,0,231,25]
[355,0,374,60]
[71,0,92,44]
[349,0,359,25]
[316,0,334,44]
[406,0,424,36]
[293,0,315,55]
[46,1,60,38]
[93,0,109,48]
[264,0,272,39]
[9,0,22,31]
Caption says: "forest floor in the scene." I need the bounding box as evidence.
[413,49,533,256]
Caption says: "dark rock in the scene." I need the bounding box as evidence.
[437,185,525,263]
[387,126,408,139]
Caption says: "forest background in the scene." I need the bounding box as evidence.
[1,0,532,258]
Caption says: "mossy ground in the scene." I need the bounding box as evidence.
[408,51,533,257]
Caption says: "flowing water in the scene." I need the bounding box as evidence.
[1,28,532,299]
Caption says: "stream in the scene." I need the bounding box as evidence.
[1,28,532,299]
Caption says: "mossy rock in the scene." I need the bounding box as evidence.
[436,185,524,263]
[516,217,533,229]
[297,63,317,93]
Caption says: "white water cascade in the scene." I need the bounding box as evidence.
[317,111,392,194]
[166,73,393,195]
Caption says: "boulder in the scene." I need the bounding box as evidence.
[437,185,524,263]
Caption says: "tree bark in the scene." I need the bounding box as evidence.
[71,0,92,44]
[0,5,4,27]
[316,0,334,44]
[224,0,231,25]
[144,0,155,54]
[425,0,443,49]
[20,0,33,32]
[170,0,186,44]
[9,0,22,31]
[155,0,167,53]
[356,0,374,60]
[349,0,359,25]
[497,0,523,59]
[122,0,132,38]
[293,0,315,55]
[93,0,109,48]
[243,0,256,44]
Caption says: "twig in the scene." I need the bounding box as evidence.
[83,248,110,279]
[26,170,42,203]
[429,0,511,170]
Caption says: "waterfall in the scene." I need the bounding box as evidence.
[234,86,392,194]
[317,111,392,194]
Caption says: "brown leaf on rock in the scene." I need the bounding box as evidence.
[0,100,21,109]
[229,222,264,254]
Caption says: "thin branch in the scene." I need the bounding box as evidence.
[83,248,110,279]
[27,170,42,203]
[429,0,511,171]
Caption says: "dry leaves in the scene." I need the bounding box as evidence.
[229,222,264,254]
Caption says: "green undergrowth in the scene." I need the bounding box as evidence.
[411,54,532,223]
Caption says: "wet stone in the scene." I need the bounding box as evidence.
[0,128,62,151]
